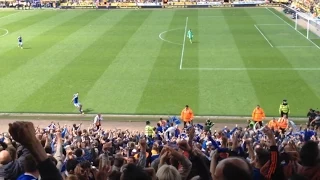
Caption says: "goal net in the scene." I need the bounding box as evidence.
[281,4,320,40]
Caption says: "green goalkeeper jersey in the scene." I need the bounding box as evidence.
[187,30,193,39]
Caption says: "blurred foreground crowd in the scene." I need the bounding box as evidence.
[0,117,319,180]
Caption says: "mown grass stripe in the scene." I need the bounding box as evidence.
[0,11,114,111]
[135,10,200,115]
[0,10,87,55]
[77,10,154,113]
[223,8,320,116]
[0,10,43,27]
[14,10,137,113]
[0,11,20,18]
[0,11,58,35]
[82,10,174,114]
[0,11,93,78]
[196,9,259,116]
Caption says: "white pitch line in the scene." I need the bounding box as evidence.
[182,68,320,71]
[276,46,315,48]
[198,15,273,17]
[257,24,287,26]
[265,7,320,50]
[179,17,188,70]
[0,28,9,38]
[254,25,273,48]
[158,28,183,46]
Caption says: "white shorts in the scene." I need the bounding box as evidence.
[74,103,81,108]
[18,42,23,46]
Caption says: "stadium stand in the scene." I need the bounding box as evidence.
[0,113,319,180]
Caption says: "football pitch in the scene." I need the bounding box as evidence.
[0,7,320,116]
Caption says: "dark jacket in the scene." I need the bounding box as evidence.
[260,146,285,180]
[187,153,212,180]
[0,146,30,180]
[37,158,63,180]
[297,165,320,180]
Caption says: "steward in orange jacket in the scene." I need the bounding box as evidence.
[181,105,194,128]
[268,118,279,131]
[252,105,265,127]
[278,115,289,132]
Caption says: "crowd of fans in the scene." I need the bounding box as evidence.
[0,116,319,180]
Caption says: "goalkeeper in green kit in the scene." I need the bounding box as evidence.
[187,29,193,44]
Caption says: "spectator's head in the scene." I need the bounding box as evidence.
[254,148,270,168]
[120,163,151,180]
[45,146,52,154]
[256,105,260,109]
[96,170,108,180]
[48,155,58,166]
[185,105,189,109]
[66,175,79,180]
[109,170,122,180]
[75,148,83,158]
[23,155,39,177]
[156,164,181,180]
[75,161,91,180]
[214,157,252,180]
[300,140,319,166]
[114,154,124,168]
[146,121,150,125]
[126,156,136,164]
[0,150,11,165]
[66,159,79,175]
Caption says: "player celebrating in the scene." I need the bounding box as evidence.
[187,29,193,44]
[71,92,84,114]
[17,35,23,49]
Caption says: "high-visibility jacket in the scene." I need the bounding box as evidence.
[181,108,194,122]
[252,107,265,121]
[145,125,153,137]
[268,120,279,130]
[279,104,290,114]
[278,117,288,129]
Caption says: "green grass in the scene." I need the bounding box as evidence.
[0,8,320,117]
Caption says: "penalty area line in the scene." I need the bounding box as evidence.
[254,25,273,48]
[182,68,320,71]
[275,46,315,48]
[265,7,320,50]
[180,17,188,70]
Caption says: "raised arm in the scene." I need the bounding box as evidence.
[137,139,147,168]
[9,121,63,180]
[261,126,281,180]
[169,147,192,180]
[54,131,63,171]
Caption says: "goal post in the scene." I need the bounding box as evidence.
[281,4,320,40]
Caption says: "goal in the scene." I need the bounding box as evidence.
[282,4,320,40]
